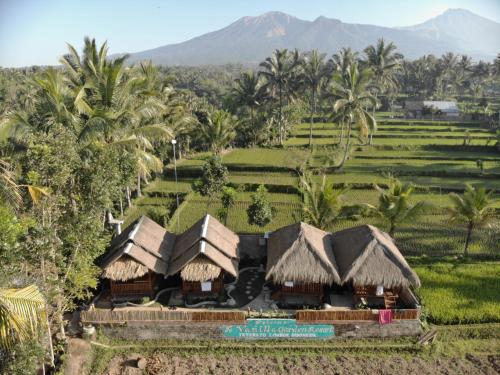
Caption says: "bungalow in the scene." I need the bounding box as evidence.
[167,214,239,301]
[331,225,421,309]
[266,222,341,307]
[405,100,460,119]
[98,214,239,303]
[99,216,175,300]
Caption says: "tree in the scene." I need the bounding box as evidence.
[259,49,300,145]
[302,50,327,148]
[0,285,46,350]
[364,39,401,143]
[330,62,377,169]
[232,71,265,145]
[448,184,497,257]
[364,177,431,237]
[199,110,236,154]
[196,155,228,209]
[300,172,347,230]
[247,185,274,227]
[217,186,236,225]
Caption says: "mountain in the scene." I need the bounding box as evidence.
[119,9,500,66]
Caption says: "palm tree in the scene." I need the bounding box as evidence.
[330,62,377,170]
[364,177,431,237]
[0,159,48,209]
[0,284,46,350]
[364,39,401,143]
[302,50,327,148]
[259,49,300,145]
[199,110,236,155]
[448,184,497,257]
[232,71,265,145]
[300,172,347,230]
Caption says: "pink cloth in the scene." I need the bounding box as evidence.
[379,309,393,325]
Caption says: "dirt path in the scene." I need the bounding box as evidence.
[64,338,91,375]
[102,353,500,375]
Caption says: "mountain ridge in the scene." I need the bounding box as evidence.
[117,9,500,66]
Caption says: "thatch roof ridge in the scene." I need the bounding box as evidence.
[331,224,421,288]
[171,214,239,263]
[266,222,340,285]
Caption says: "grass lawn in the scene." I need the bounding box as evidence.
[411,259,500,324]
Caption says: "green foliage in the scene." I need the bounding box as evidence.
[448,184,497,255]
[364,176,432,236]
[195,155,228,199]
[0,204,29,283]
[247,185,274,227]
[300,173,348,230]
[217,186,236,225]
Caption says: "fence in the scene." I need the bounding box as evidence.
[81,308,246,324]
[295,309,420,322]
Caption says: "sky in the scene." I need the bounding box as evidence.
[1,0,499,67]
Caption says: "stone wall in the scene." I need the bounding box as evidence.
[96,320,422,340]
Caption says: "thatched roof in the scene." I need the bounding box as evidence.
[180,256,222,282]
[167,214,239,281]
[102,255,149,282]
[266,222,341,285]
[100,216,175,281]
[172,214,239,259]
[331,225,421,289]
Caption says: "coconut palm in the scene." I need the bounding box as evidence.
[364,39,401,143]
[232,71,266,145]
[0,284,46,350]
[448,184,497,257]
[364,177,431,237]
[330,62,377,169]
[300,172,347,230]
[199,110,236,155]
[259,49,300,145]
[302,50,327,148]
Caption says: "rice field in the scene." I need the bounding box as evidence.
[124,117,499,256]
[411,259,500,324]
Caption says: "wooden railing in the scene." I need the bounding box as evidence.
[81,308,246,324]
[296,309,420,322]
[281,283,322,295]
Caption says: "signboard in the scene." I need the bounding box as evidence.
[222,319,334,339]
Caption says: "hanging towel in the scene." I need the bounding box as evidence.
[379,309,393,325]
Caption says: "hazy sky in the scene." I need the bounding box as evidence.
[1,0,499,67]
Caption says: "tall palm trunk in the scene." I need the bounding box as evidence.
[464,221,473,257]
[278,85,283,145]
[309,88,316,148]
[136,173,142,197]
[335,120,353,170]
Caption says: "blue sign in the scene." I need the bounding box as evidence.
[222,319,334,339]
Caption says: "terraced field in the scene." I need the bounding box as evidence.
[124,116,499,256]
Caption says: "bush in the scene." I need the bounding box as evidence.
[247,185,274,227]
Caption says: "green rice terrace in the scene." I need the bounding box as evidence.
[126,117,500,258]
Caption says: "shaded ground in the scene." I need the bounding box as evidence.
[104,353,500,375]
[65,338,91,375]
[230,267,266,307]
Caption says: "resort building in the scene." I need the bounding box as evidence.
[99,216,175,300]
[331,225,421,309]
[405,100,460,119]
[99,214,239,303]
[265,222,341,306]
[167,215,239,301]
